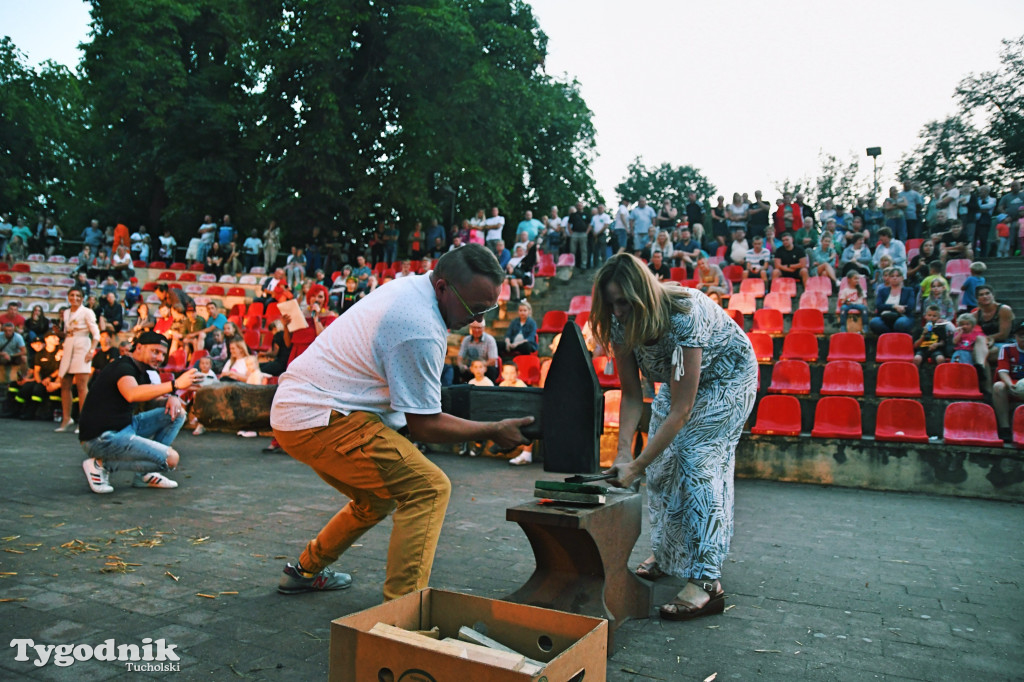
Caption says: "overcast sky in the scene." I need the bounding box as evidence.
[5,0,1023,204]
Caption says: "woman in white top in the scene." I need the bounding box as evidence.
[56,288,100,432]
[219,338,264,384]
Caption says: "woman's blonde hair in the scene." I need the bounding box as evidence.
[591,253,692,353]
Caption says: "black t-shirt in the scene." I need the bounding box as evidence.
[34,349,60,382]
[91,347,121,375]
[685,202,704,227]
[271,331,290,362]
[568,212,588,234]
[941,231,967,247]
[648,263,672,280]
[747,202,770,229]
[78,356,154,441]
[776,245,806,268]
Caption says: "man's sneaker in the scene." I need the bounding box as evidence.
[509,450,533,466]
[132,472,179,489]
[83,458,113,494]
[278,563,352,594]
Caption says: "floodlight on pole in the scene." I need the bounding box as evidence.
[866,147,882,197]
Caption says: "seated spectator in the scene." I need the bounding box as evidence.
[505,243,536,302]
[793,222,818,250]
[918,260,945,299]
[838,270,870,331]
[939,220,973,262]
[131,302,156,336]
[97,291,125,334]
[219,338,264,384]
[90,248,111,281]
[9,331,60,420]
[499,363,528,387]
[771,233,809,285]
[394,259,415,279]
[503,301,538,358]
[169,303,206,355]
[456,320,500,384]
[0,321,27,384]
[872,227,907,275]
[5,235,28,265]
[73,271,92,299]
[871,254,894,293]
[993,321,1024,441]
[647,250,671,281]
[906,239,939,287]
[0,302,26,334]
[23,304,50,343]
[186,355,220,435]
[256,268,289,305]
[110,244,135,281]
[959,261,986,312]
[100,275,119,298]
[951,313,984,365]
[970,285,1014,369]
[744,236,771,282]
[258,320,291,376]
[673,226,701,275]
[78,332,198,494]
[869,268,916,335]
[124,277,142,309]
[203,328,229,373]
[840,233,873,276]
[241,229,263,272]
[337,277,363,314]
[913,305,950,367]
[281,284,336,365]
[808,233,838,290]
[728,227,750,266]
[75,245,94,274]
[694,255,728,302]
[650,230,676,262]
[91,329,121,378]
[153,304,174,336]
[205,241,225,278]
[917,276,956,324]
[222,241,243,276]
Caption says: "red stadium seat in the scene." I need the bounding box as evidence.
[148,261,166,269]
[168,283,182,290]
[243,329,261,352]
[727,293,756,315]
[750,395,802,436]
[875,361,922,397]
[513,354,541,387]
[243,315,263,330]
[762,292,792,314]
[798,291,829,314]
[538,310,568,334]
[752,308,784,336]
[739,278,765,298]
[539,252,555,267]
[747,332,774,364]
[497,281,511,302]
[132,260,146,268]
[722,264,744,284]
[875,399,929,443]
[169,262,187,271]
[820,361,864,396]
[157,271,176,281]
[875,333,914,363]
[603,389,621,429]
[944,259,971,277]
[246,302,265,318]
[142,281,158,292]
[12,263,30,273]
[557,253,576,267]
[827,332,866,362]
[592,356,621,389]
[906,238,924,252]
[191,349,208,363]
[0,273,11,284]
[767,360,811,395]
[811,396,862,439]
[264,302,281,323]
[178,272,197,282]
[790,309,825,335]
[725,308,745,328]
[206,285,225,296]
[190,262,205,272]
[770,277,798,297]
[1014,405,1024,449]
[568,295,592,316]
[257,330,273,353]
[805,276,832,294]
[669,267,688,283]
[574,311,589,329]
[943,402,1002,447]
[535,263,556,278]
[227,286,246,297]
[932,363,983,399]
[781,331,819,362]
[164,349,188,373]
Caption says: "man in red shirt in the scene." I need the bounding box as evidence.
[774,192,803,234]
[994,321,1024,442]
[0,302,26,333]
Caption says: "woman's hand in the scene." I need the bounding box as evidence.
[604,460,642,489]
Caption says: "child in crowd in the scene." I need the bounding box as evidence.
[204,327,228,373]
[959,261,986,312]
[499,363,527,387]
[913,305,950,367]
[951,313,984,364]
[124,277,141,309]
[459,359,494,457]
[995,214,1010,258]
[837,271,869,331]
[188,356,219,436]
[340,277,362,314]
[918,261,945,299]
[871,254,893,293]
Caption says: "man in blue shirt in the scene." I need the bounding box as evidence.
[674,226,702,276]
[218,214,236,246]
[494,240,512,269]
[516,211,544,243]
[898,180,925,240]
[629,196,656,254]
[81,219,105,252]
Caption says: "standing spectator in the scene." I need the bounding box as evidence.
[81,219,105,252]
[656,199,677,234]
[993,321,1024,442]
[242,229,263,272]
[725,193,747,237]
[130,225,151,263]
[685,192,705,238]
[630,197,657,255]
[383,220,400,264]
[997,180,1023,256]
[613,199,632,254]
[974,185,997,257]
[55,288,100,432]
[218,214,236,247]
[425,218,446,253]
[746,190,769,240]
[158,228,177,262]
[817,199,837,228]
[590,204,612,269]
[860,197,884,237]
[196,214,217,264]
[484,206,505,252]
[406,221,425,260]
[869,269,916,335]
[937,177,961,225]
[771,233,809,285]
[774,192,803,234]
[263,220,282,270]
[304,226,324,276]
[517,210,544,244]
[567,203,590,269]
[882,187,909,242]
[899,180,926,240]
[0,213,11,256]
[795,192,815,226]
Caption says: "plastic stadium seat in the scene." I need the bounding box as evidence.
[573,311,589,329]
[932,363,983,399]
[169,262,187,271]
[707,256,723,267]
[790,309,825,335]
[249,266,266,275]
[187,262,204,272]
[539,252,556,267]
[227,286,246,297]
[762,292,792,314]
[750,395,802,436]
[603,389,621,429]
[739,278,765,298]
[206,285,225,296]
[669,267,689,283]
[256,330,273,353]
[141,281,158,292]
[943,402,1002,447]
[538,310,568,334]
[536,263,556,278]
[722,264,744,284]
[715,245,728,258]
[157,271,176,281]
[592,356,621,389]
[568,295,591,316]
[229,304,246,317]
[198,273,217,283]
[827,332,866,362]
[727,293,756,315]
[178,272,197,282]
[875,333,914,363]
[0,262,8,271]
[557,254,576,267]
[752,308,784,336]
[132,260,146,268]
[875,399,930,443]
[497,281,512,303]
[780,331,819,362]
[770,277,798,297]
[811,396,862,439]
[798,291,829,314]
[243,329,261,352]
[219,274,237,283]
[47,255,66,263]
[168,283,183,290]
[513,354,542,387]
[12,275,32,285]
[184,284,204,295]
[239,275,259,285]
[725,308,745,328]
[944,259,971,277]
[805,276,832,294]
[820,361,864,396]
[246,302,265,318]
[1014,406,1024,449]
[13,262,33,271]
[164,349,188,373]
[747,332,774,364]
[906,238,924,252]
[0,274,9,284]
[264,302,281,323]
[906,247,919,261]
[767,359,811,395]
[875,361,922,397]
[148,261,166,269]
[243,314,263,330]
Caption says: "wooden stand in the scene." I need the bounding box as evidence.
[505,491,652,647]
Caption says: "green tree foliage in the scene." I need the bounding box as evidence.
[615,157,716,208]
[776,151,864,210]
[957,34,1024,174]
[0,38,83,219]
[897,116,1001,192]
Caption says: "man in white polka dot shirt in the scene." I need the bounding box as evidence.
[270,244,534,599]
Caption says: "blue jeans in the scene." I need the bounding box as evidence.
[839,304,869,328]
[886,217,907,242]
[869,314,915,336]
[80,408,185,473]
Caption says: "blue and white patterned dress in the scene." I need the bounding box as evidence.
[613,289,758,579]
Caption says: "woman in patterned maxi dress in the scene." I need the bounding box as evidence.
[592,253,758,621]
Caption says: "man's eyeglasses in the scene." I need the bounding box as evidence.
[448,282,499,318]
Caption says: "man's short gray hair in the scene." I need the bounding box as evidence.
[434,243,504,287]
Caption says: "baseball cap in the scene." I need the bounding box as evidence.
[136,331,170,349]
[130,276,138,283]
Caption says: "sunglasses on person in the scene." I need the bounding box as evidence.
[448,282,499,318]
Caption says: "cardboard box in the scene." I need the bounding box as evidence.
[330,588,607,682]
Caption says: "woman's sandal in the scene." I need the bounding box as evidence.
[634,559,667,581]
[659,578,726,621]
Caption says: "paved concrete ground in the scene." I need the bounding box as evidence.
[1,419,1021,681]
